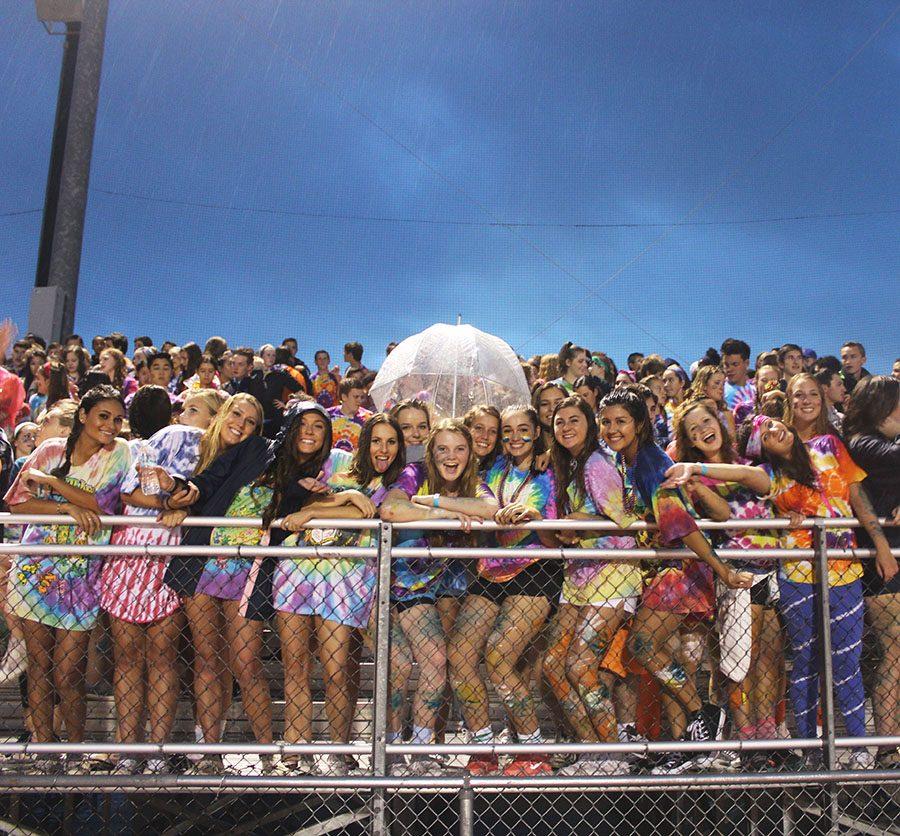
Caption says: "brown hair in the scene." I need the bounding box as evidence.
[672,400,735,464]
[842,375,899,440]
[784,373,836,438]
[424,418,480,498]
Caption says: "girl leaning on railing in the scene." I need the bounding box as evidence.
[667,412,897,771]
[379,418,498,776]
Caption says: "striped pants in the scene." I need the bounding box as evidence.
[778,578,866,738]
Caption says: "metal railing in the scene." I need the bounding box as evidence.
[0,511,898,836]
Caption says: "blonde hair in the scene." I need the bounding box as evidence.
[183,388,228,422]
[196,393,263,474]
[688,365,727,410]
[39,398,78,431]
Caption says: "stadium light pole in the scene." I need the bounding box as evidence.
[28,0,108,343]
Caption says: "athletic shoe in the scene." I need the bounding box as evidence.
[270,755,315,776]
[875,748,900,769]
[548,736,578,771]
[187,754,224,776]
[112,757,143,776]
[145,757,171,775]
[318,754,348,777]
[502,754,553,777]
[619,724,649,769]
[650,750,695,776]
[558,756,628,776]
[683,703,726,770]
[848,748,875,770]
[0,637,27,683]
[711,749,741,772]
[466,753,499,775]
[399,755,444,776]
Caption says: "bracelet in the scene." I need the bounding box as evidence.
[433,494,440,508]
[699,464,709,476]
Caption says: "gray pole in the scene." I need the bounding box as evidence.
[28,0,108,342]
[371,522,393,836]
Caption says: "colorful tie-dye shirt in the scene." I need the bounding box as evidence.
[724,380,755,412]
[698,476,778,572]
[617,444,699,556]
[764,433,864,586]
[311,371,340,409]
[327,406,373,452]
[479,456,557,582]
[4,436,131,630]
[561,451,640,600]
[386,461,494,600]
[274,448,386,628]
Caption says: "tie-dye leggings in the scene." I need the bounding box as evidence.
[778,578,866,738]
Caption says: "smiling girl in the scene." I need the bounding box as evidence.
[3,386,130,767]
[380,419,498,775]
[596,387,753,775]
[737,414,894,768]
[542,396,642,777]
[449,405,558,777]
[553,342,590,394]
[669,400,783,767]
[271,412,403,776]
[100,389,226,774]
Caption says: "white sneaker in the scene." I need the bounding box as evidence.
[144,757,170,775]
[557,756,627,776]
[848,748,875,770]
[0,637,27,683]
[317,754,348,777]
[398,755,444,776]
[712,749,741,772]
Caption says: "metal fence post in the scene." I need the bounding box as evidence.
[813,521,839,833]
[459,774,474,836]
[371,522,393,836]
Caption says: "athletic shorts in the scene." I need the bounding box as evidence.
[468,560,562,604]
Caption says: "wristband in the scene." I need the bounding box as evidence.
[433,495,440,508]
[699,464,709,476]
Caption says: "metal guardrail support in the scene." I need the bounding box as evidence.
[458,774,474,836]
[812,520,839,835]
[371,522,393,836]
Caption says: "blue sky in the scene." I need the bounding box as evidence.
[1,0,897,372]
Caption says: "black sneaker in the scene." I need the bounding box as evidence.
[683,703,725,770]
[650,749,694,775]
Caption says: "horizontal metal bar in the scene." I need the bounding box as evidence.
[8,737,899,759]
[0,771,896,794]
[1,544,893,562]
[2,513,893,531]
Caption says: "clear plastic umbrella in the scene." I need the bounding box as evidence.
[370,323,531,417]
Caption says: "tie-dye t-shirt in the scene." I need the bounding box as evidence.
[764,433,864,586]
[698,476,778,572]
[311,371,340,409]
[386,461,494,600]
[274,448,387,628]
[197,484,273,600]
[724,380,755,412]
[4,436,131,630]
[561,451,641,602]
[617,444,699,556]
[479,456,557,582]
[327,406,373,452]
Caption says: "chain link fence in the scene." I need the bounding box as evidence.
[0,514,897,835]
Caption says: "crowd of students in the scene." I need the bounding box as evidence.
[0,326,897,780]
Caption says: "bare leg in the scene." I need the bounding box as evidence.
[146,612,184,743]
[276,612,313,744]
[316,618,360,742]
[184,594,227,743]
[52,629,91,741]
[485,596,550,738]
[447,595,497,733]
[543,604,599,742]
[109,617,147,743]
